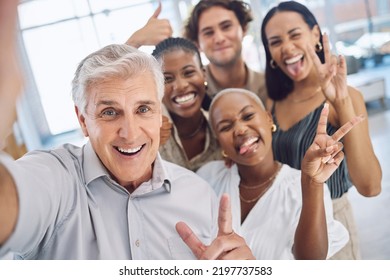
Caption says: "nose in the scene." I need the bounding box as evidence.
[118,114,138,141]
[281,39,294,54]
[213,28,225,44]
[233,121,247,136]
[173,76,189,92]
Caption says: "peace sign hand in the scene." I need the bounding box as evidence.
[301,103,364,184]
[176,194,255,260]
[308,33,349,104]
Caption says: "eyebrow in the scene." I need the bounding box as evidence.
[200,26,213,34]
[268,27,302,41]
[136,100,158,106]
[95,99,158,108]
[200,19,231,34]
[95,99,118,108]
[215,105,254,126]
[166,64,196,72]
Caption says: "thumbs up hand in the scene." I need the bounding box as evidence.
[126,1,172,48]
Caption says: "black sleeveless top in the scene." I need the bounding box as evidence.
[271,102,352,199]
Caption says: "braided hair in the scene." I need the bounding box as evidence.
[152,37,203,68]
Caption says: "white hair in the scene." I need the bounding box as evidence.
[72,44,164,114]
[210,88,265,113]
[208,88,266,134]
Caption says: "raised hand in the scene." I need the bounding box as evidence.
[159,115,172,146]
[176,194,255,260]
[301,103,363,184]
[125,1,172,48]
[308,33,348,103]
[0,0,23,146]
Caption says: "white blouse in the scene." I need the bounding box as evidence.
[197,161,349,260]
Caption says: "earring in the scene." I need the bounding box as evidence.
[270,59,277,69]
[221,150,228,158]
[315,42,323,52]
[204,81,208,90]
[271,124,277,133]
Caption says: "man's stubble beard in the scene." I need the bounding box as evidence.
[208,45,243,68]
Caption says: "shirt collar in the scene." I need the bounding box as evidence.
[83,141,110,185]
[132,153,171,196]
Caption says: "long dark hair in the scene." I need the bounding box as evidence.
[260,1,325,101]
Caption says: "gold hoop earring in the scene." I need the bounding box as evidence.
[271,124,277,133]
[270,59,277,69]
[315,42,323,52]
[221,150,228,158]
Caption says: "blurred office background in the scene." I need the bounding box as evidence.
[5,0,390,259]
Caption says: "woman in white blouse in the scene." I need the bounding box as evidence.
[197,88,363,259]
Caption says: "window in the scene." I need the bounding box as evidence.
[17,0,182,149]
[17,0,390,150]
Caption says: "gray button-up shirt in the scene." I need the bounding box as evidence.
[0,142,218,259]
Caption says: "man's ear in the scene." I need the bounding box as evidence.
[75,106,89,137]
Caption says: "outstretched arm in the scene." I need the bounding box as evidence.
[0,0,22,245]
[125,1,172,48]
[0,0,23,144]
[293,103,363,259]
[176,194,255,260]
[309,34,381,197]
[0,164,18,245]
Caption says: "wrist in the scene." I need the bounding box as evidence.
[126,31,143,49]
[301,172,323,188]
[332,93,353,112]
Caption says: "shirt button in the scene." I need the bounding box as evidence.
[135,239,140,247]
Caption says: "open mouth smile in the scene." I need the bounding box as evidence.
[173,93,196,105]
[237,136,260,155]
[116,145,144,156]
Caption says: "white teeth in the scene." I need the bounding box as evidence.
[118,145,142,154]
[285,54,303,64]
[174,93,195,104]
[241,136,258,147]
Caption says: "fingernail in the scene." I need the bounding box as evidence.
[322,155,331,163]
[325,146,334,153]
